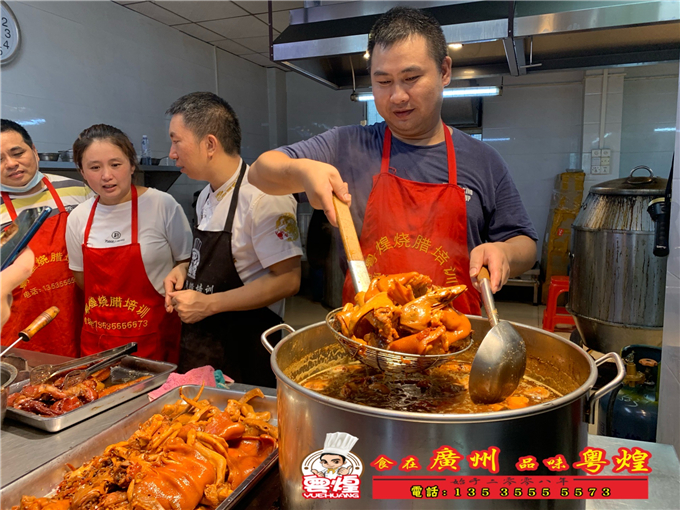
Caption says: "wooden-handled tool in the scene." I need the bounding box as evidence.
[0,306,60,357]
[333,195,370,293]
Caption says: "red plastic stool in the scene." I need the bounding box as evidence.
[542,276,576,332]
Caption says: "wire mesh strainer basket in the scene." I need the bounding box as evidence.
[326,308,473,375]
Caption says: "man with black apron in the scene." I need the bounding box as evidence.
[163,93,302,388]
[248,7,538,301]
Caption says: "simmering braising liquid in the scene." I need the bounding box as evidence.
[301,361,561,414]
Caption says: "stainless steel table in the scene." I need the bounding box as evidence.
[2,349,678,508]
[586,435,680,510]
[0,348,275,486]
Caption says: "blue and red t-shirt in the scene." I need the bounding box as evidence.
[278,121,538,257]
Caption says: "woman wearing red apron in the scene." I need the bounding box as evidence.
[65,125,192,361]
[1,120,87,356]
[341,122,481,315]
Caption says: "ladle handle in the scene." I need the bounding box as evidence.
[477,268,499,327]
[19,306,60,341]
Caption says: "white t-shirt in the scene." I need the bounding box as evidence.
[1,173,92,228]
[196,162,303,317]
[66,188,192,295]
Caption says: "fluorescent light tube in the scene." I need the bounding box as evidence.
[353,86,500,102]
[443,86,500,97]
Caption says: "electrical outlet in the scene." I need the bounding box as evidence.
[591,166,602,174]
[592,157,601,166]
[592,149,601,157]
[601,149,611,157]
[600,157,611,165]
[601,165,611,174]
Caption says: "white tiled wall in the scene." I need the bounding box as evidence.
[581,71,625,195]
[0,1,273,220]
[2,1,215,158]
[620,63,679,179]
[285,72,364,144]
[482,74,584,252]
[656,65,680,456]
[479,64,678,260]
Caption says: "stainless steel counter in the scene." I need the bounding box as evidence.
[1,348,678,508]
[0,348,273,486]
[586,435,680,510]
[2,390,150,485]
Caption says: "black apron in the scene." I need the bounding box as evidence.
[179,160,281,388]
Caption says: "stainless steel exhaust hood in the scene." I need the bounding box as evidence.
[272,1,680,90]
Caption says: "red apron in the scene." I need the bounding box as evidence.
[80,186,180,361]
[1,178,82,356]
[342,122,482,315]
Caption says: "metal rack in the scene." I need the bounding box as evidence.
[38,161,181,193]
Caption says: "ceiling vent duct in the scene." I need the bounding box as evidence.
[272,1,680,90]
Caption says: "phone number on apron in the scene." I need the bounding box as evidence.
[84,318,149,330]
[22,277,76,299]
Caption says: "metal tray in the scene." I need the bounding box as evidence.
[5,356,176,432]
[0,385,278,510]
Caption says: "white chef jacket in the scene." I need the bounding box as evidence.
[196,162,302,317]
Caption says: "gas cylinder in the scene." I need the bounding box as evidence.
[597,345,660,441]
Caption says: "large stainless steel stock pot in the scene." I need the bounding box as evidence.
[262,316,624,509]
[570,166,668,352]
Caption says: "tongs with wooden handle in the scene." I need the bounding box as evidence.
[333,195,370,294]
[0,306,60,357]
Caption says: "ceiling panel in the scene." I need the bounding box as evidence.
[175,23,225,42]
[116,0,293,69]
[240,52,281,68]
[213,39,254,55]
[125,1,189,25]
[232,35,270,53]
[156,1,249,22]
[235,1,303,15]
[200,15,269,39]
[256,10,290,32]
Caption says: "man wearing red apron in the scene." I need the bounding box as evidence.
[1,120,87,355]
[340,122,481,314]
[249,7,538,306]
[79,186,173,360]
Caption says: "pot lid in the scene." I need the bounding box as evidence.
[591,166,668,196]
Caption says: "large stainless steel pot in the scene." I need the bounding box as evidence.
[1,362,18,425]
[570,166,668,353]
[262,316,624,510]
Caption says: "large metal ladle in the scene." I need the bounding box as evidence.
[469,268,527,404]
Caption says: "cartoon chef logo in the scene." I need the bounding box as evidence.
[301,432,362,499]
[187,237,202,280]
[275,213,300,242]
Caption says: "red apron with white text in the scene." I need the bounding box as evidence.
[342,122,482,315]
[1,178,82,356]
[80,186,180,361]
